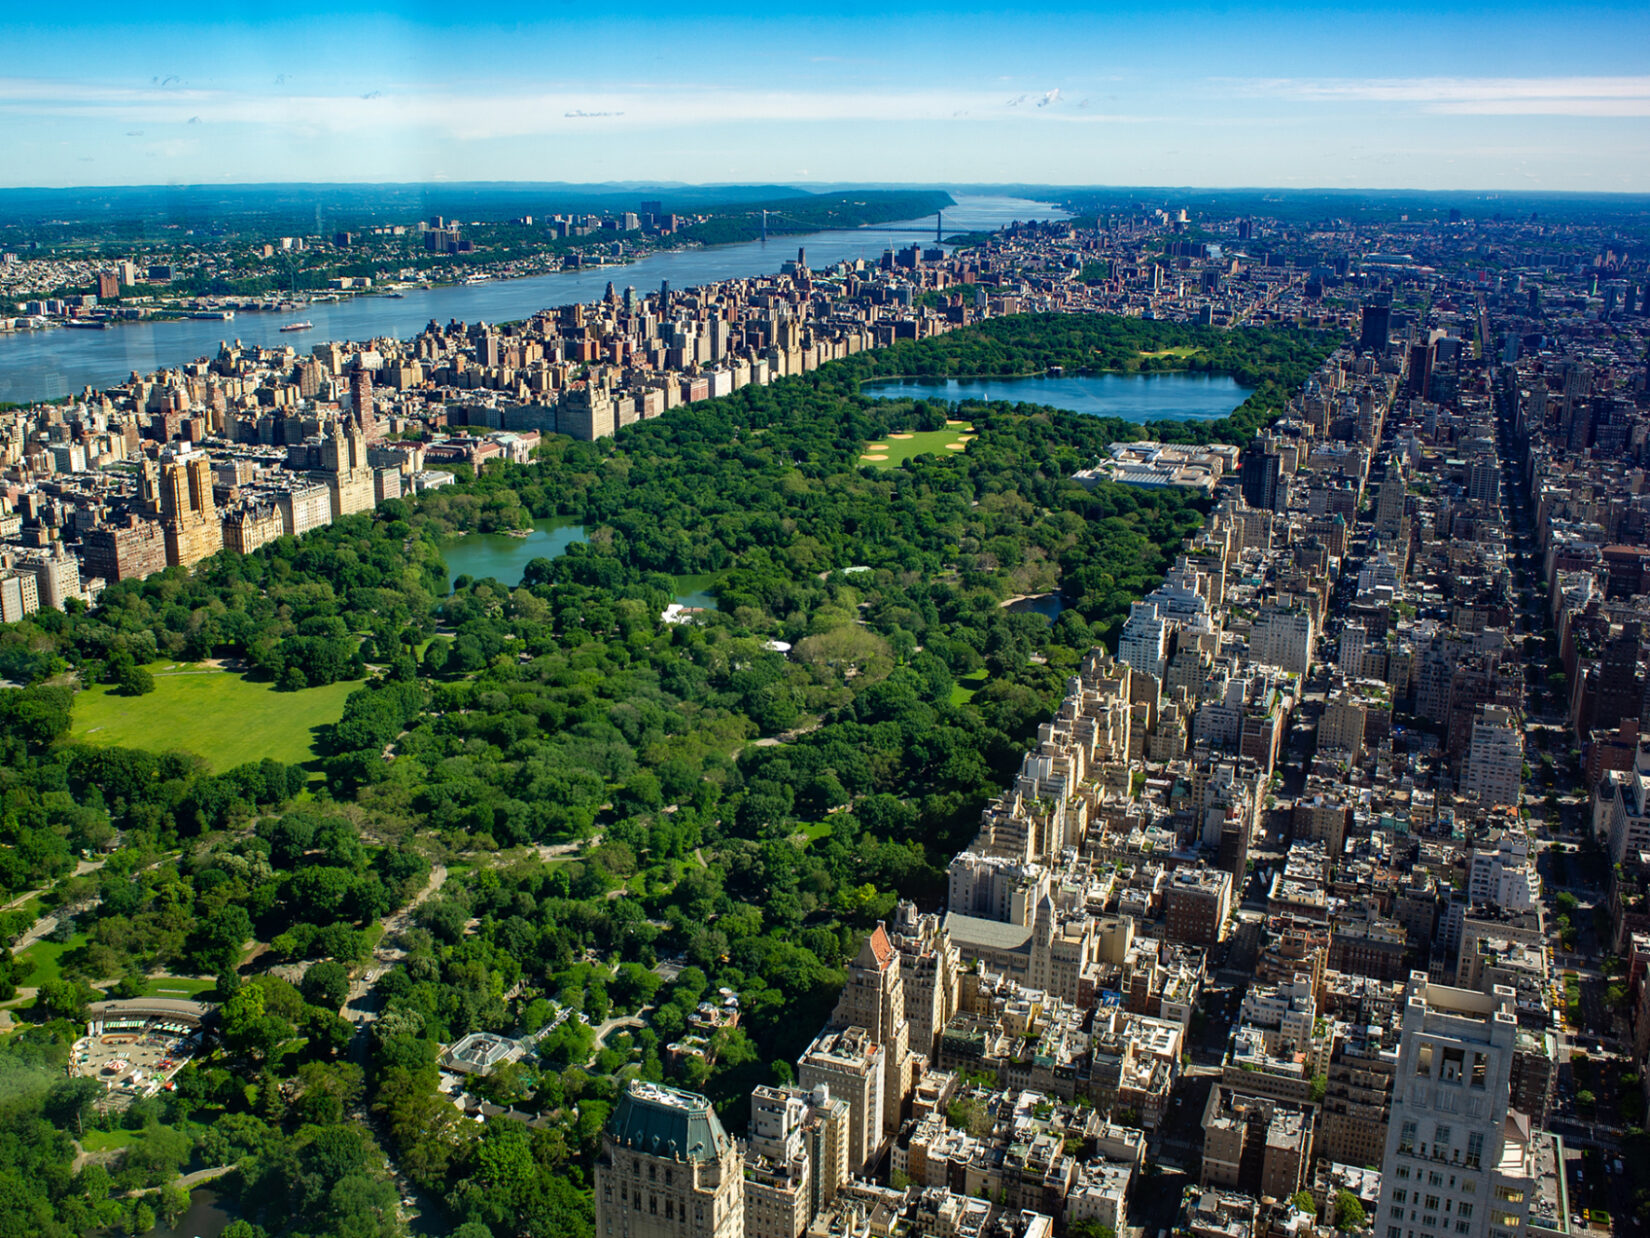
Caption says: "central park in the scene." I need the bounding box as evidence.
[0,312,1337,1238]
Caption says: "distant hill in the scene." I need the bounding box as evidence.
[0,181,822,236]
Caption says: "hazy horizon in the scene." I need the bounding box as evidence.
[5,180,1650,198]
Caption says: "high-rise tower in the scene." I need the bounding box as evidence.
[1374,976,1537,1238]
[829,924,913,1143]
[596,1081,743,1238]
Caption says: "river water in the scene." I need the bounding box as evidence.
[860,373,1252,422]
[0,194,1065,405]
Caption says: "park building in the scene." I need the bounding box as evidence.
[595,1081,743,1238]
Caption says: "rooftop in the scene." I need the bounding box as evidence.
[606,1080,731,1164]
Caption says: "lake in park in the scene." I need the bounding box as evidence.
[442,517,722,609]
[441,517,586,593]
[1005,594,1066,620]
[860,372,1251,423]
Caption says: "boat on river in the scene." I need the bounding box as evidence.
[279,321,313,332]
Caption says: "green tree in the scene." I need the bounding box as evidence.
[1292,1191,1319,1215]
[1335,1190,1367,1230]
[116,663,155,697]
[44,1076,104,1136]
[301,960,351,1011]
[35,978,93,1021]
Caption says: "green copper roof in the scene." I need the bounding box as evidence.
[606,1081,730,1163]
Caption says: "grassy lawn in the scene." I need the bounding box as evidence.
[79,1128,146,1152]
[860,425,975,468]
[798,821,833,844]
[69,667,361,771]
[1139,346,1204,360]
[16,934,96,988]
[949,668,989,706]
[144,975,218,999]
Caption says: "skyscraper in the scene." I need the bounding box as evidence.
[144,445,222,569]
[1360,298,1393,351]
[828,925,912,1140]
[1374,976,1537,1238]
[1462,705,1522,808]
[595,1081,744,1238]
[1241,445,1284,513]
[348,366,375,436]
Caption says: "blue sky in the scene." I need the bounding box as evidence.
[4,0,1648,190]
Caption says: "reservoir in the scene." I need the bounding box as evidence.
[0,194,1064,405]
[860,372,1251,423]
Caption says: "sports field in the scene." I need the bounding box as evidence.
[859,421,976,467]
[69,665,358,770]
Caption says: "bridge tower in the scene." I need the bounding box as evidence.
[936,210,943,244]
[761,209,768,242]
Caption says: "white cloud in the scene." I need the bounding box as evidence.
[0,76,1150,139]
[1228,75,1650,116]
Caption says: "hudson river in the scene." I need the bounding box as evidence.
[0,195,1063,405]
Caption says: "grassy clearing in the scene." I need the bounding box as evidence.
[1139,346,1204,360]
[79,1128,146,1152]
[69,667,360,771]
[949,668,989,706]
[16,934,95,988]
[144,975,218,998]
[860,425,976,468]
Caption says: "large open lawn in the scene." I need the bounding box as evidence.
[69,666,359,771]
[15,934,92,988]
[859,422,975,468]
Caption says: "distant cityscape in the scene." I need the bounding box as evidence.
[4,184,1650,1238]
[575,199,1650,1238]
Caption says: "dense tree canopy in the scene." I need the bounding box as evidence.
[0,313,1339,1238]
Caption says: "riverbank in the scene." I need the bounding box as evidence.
[0,193,1065,404]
